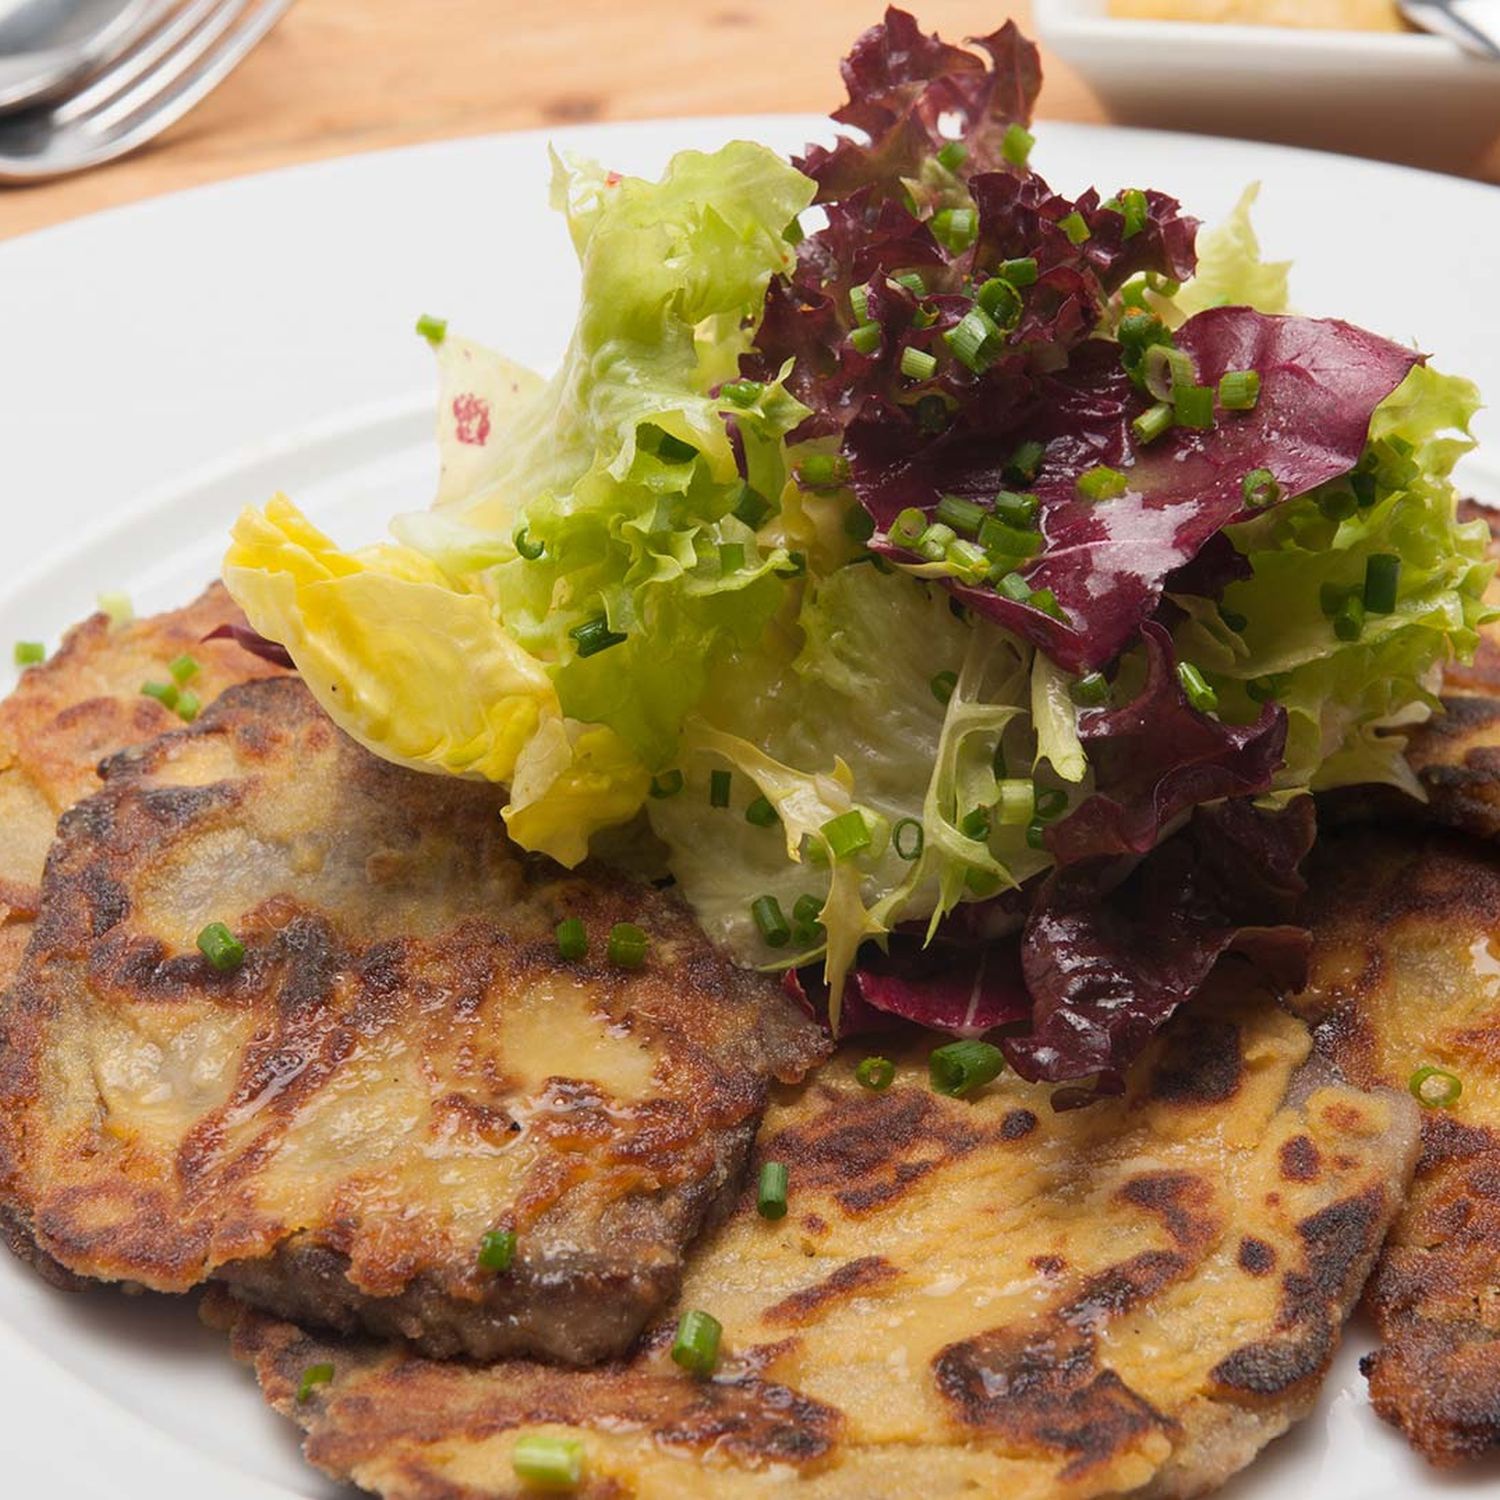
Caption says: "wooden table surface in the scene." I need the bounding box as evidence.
[2,0,1496,241]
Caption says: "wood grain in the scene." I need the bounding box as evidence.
[0,0,1494,241]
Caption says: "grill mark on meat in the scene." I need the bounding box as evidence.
[761,1255,900,1327]
[1116,1171,1219,1252]
[1146,1016,1244,1106]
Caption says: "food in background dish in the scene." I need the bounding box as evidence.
[1107,0,1409,31]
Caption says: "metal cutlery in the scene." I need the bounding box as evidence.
[0,0,175,113]
[1398,0,1500,59]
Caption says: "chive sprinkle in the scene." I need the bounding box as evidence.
[1131,400,1174,445]
[296,1363,335,1403]
[820,809,871,860]
[856,1056,896,1091]
[931,669,958,705]
[999,257,1039,288]
[791,893,825,943]
[1242,468,1281,509]
[996,571,1032,603]
[890,507,928,547]
[415,313,447,345]
[196,922,244,973]
[175,690,201,724]
[976,277,1023,329]
[959,806,991,842]
[1364,553,1401,615]
[1334,593,1366,642]
[1120,187,1148,239]
[892,817,924,861]
[569,614,626,659]
[13,641,44,666]
[1173,383,1215,430]
[900,346,938,381]
[1005,440,1045,483]
[1409,1065,1462,1109]
[850,322,882,356]
[606,922,649,969]
[1035,787,1069,821]
[512,1435,584,1490]
[936,140,968,172]
[798,453,845,490]
[944,306,1000,374]
[935,494,986,535]
[709,769,732,808]
[751,895,791,948]
[1177,661,1219,714]
[650,770,684,799]
[718,541,746,576]
[757,1161,789,1219]
[1001,122,1034,167]
[1077,466,1127,502]
[745,795,779,828]
[97,590,134,627]
[513,525,545,560]
[930,206,977,253]
[1071,671,1109,707]
[1026,819,1047,849]
[1218,369,1261,411]
[993,490,1039,527]
[142,680,179,711]
[169,653,201,685]
[732,484,776,530]
[719,378,763,408]
[892,270,927,296]
[555,917,587,961]
[995,779,1035,826]
[1057,211,1091,245]
[929,1040,1005,1098]
[477,1228,517,1272]
[671,1309,723,1377]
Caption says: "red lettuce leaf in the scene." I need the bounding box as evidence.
[859,310,1423,671]
[202,622,296,670]
[1044,622,1287,864]
[1006,796,1316,1097]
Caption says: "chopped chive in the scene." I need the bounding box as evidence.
[732,485,776,531]
[931,206,977,253]
[606,922,649,969]
[169,653,201,685]
[709,769,732,808]
[935,494,987,535]
[996,571,1032,603]
[1246,674,1288,704]
[995,778,1035,826]
[849,285,871,322]
[556,918,587,960]
[900,346,938,381]
[1001,122,1034,167]
[1364,553,1401,615]
[196,922,244,973]
[142,680,179,710]
[959,806,991,842]
[1005,440,1045,483]
[745,795,779,828]
[820,809,871,860]
[1028,587,1064,620]
[965,866,1004,897]
[1351,471,1379,508]
[856,1056,896,1091]
[1409,1065,1462,1109]
[1057,211,1091,245]
[892,817,925,861]
[175,691,200,724]
[718,541,746,575]
[915,393,950,432]
[1242,468,1281,509]
[1077,466,1127,502]
[719,378,763,408]
[946,538,990,584]
[477,1228,516,1272]
[1218,369,1261,410]
[1176,661,1219,714]
[296,1363,335,1403]
[1173,383,1215,430]
[798,453,846,490]
[751,895,791,948]
[1333,592,1365,642]
[844,505,877,542]
[1116,310,1170,356]
[929,1040,1005,1098]
[415,313,447,345]
[931,669,959,705]
[791,893,825,943]
[1142,344,1198,403]
[936,140,969,172]
[654,432,698,463]
[777,550,807,578]
[850,322,882,356]
[917,522,957,561]
[513,525,545,560]
[1120,187,1148,239]
[1319,488,1358,522]
[1071,671,1109,707]
[1035,787,1069,821]
[993,490,1039,527]
[1319,581,1348,618]
[999,256,1039,288]
[650,769,684,799]
[783,216,805,245]
[671,1309,723,1377]
[890,507,929,547]
[1026,819,1047,849]
[1131,401,1174,445]
[943,306,1001,374]
[976,277,1023,329]
[512,1434,584,1490]
[13,641,44,666]
[570,614,627,658]
[892,270,927,296]
[97,590,133,626]
[757,1161,789,1219]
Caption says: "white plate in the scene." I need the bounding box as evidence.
[1034,0,1500,173]
[2,115,1500,1500]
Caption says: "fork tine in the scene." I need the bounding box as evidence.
[59,0,251,132]
[78,0,292,162]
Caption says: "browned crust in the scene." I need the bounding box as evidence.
[0,676,827,1363]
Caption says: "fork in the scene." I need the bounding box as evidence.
[0,0,293,183]
[1397,0,1500,59]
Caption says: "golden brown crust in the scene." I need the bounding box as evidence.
[0,676,827,1363]
[1295,828,1500,1464]
[214,980,1418,1500]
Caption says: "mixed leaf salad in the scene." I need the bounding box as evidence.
[224,9,1491,1101]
